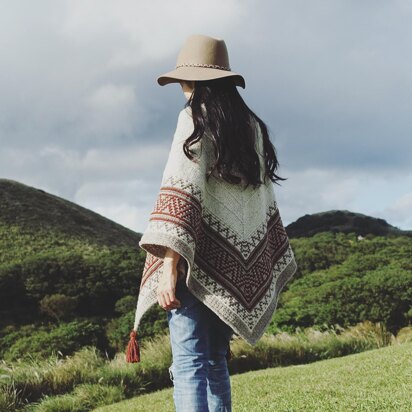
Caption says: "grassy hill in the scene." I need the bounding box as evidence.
[0,178,140,247]
[4,178,411,250]
[0,178,411,361]
[270,232,412,335]
[286,209,412,238]
[94,341,412,412]
[0,179,150,359]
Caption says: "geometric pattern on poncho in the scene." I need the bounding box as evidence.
[146,181,290,311]
[136,175,297,343]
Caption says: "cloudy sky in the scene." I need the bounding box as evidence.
[1,0,411,232]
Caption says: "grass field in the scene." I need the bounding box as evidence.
[93,341,412,412]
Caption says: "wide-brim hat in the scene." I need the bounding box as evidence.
[157,34,246,89]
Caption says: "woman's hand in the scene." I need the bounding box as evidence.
[157,248,182,311]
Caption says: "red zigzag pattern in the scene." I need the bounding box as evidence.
[141,186,290,311]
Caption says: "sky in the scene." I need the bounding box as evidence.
[1,0,411,233]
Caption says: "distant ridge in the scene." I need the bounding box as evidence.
[0,178,141,247]
[286,209,412,238]
[1,179,410,244]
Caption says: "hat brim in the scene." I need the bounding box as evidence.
[157,66,245,89]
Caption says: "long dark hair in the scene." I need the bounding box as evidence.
[181,76,287,189]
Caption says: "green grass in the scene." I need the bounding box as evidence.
[94,341,412,412]
[3,322,411,411]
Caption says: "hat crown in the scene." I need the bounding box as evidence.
[176,34,231,71]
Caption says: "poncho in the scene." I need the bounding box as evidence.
[126,106,298,363]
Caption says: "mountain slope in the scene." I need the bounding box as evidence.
[286,209,411,238]
[2,178,410,246]
[0,178,140,247]
[0,178,145,327]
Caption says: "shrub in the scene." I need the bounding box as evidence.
[3,320,107,362]
[114,295,136,315]
[39,294,79,322]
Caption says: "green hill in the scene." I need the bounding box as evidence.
[0,178,140,247]
[286,209,412,238]
[0,178,412,411]
[94,341,412,412]
[0,179,150,360]
[0,179,145,326]
[0,178,411,364]
[270,232,412,335]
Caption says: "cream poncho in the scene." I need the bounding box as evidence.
[126,106,298,362]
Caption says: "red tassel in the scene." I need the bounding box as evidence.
[126,330,141,363]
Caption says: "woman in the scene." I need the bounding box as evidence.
[127,34,298,412]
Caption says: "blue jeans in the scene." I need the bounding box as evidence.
[167,276,234,412]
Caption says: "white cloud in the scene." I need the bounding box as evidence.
[85,84,136,110]
[80,83,149,141]
[73,179,157,232]
[275,167,362,225]
[380,192,412,230]
[93,203,148,233]
[59,0,246,69]
[81,143,170,177]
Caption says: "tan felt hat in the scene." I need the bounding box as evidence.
[157,34,245,89]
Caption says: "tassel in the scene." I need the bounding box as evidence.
[126,329,141,363]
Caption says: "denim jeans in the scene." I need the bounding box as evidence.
[167,276,234,412]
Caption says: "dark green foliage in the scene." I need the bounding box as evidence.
[271,233,412,334]
[114,295,136,315]
[137,304,169,338]
[39,293,79,322]
[0,179,146,329]
[106,303,168,352]
[3,319,108,361]
[0,223,144,325]
[0,324,49,359]
[0,216,146,360]
[290,231,354,280]
[20,248,139,316]
[106,311,136,352]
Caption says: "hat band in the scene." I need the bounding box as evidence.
[176,62,231,71]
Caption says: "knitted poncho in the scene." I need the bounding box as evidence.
[126,106,298,362]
